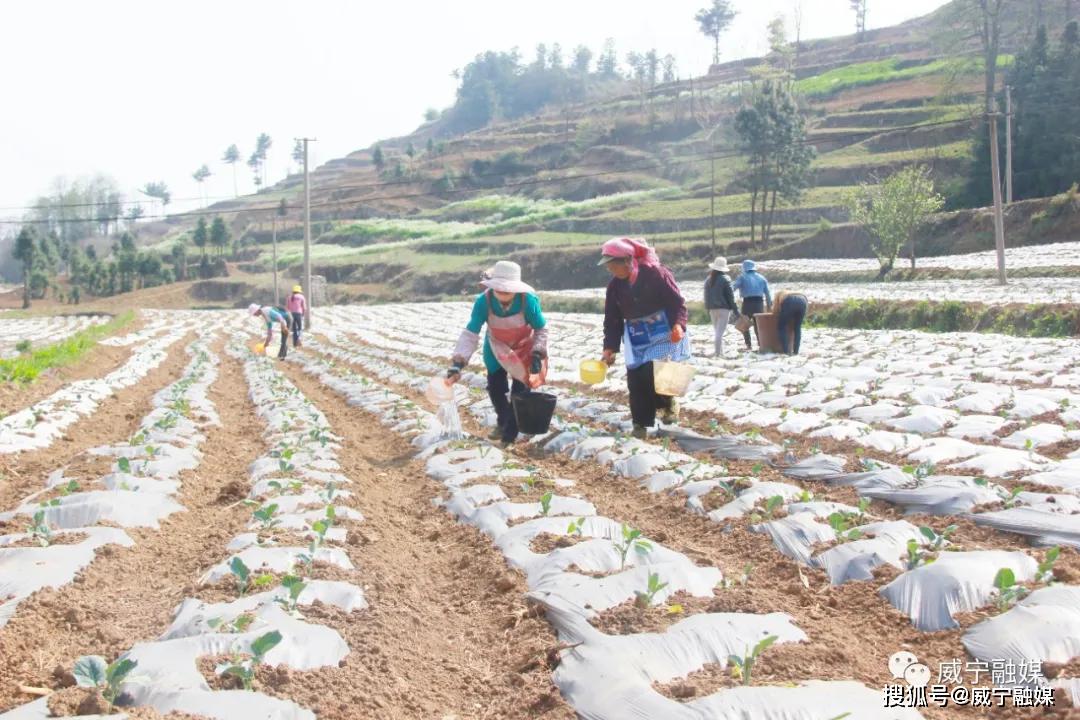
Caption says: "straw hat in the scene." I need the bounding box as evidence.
[292,285,302,293]
[247,303,261,316]
[708,257,730,273]
[481,261,534,294]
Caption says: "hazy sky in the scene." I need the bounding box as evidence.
[0,0,952,219]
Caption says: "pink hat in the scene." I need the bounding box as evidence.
[480,261,534,294]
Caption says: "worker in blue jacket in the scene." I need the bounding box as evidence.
[732,259,771,351]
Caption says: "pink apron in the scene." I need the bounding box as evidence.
[488,293,547,388]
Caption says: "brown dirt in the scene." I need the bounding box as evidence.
[530,532,587,555]
[0,334,258,713]
[322,342,1080,719]
[0,330,196,513]
[275,359,575,719]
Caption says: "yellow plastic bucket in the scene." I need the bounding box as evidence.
[250,341,266,355]
[579,359,608,385]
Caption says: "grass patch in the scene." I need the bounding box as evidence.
[796,55,1013,98]
[814,140,974,169]
[595,187,852,222]
[0,311,135,384]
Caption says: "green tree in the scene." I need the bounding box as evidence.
[210,217,230,256]
[125,205,145,229]
[222,144,241,197]
[734,79,815,243]
[170,241,188,281]
[426,137,435,155]
[254,133,272,184]
[847,165,945,279]
[573,45,593,74]
[850,0,868,39]
[423,107,440,122]
[598,38,618,77]
[696,0,737,66]
[406,142,416,159]
[292,140,304,174]
[139,182,170,217]
[193,217,209,257]
[248,152,262,190]
[372,145,385,171]
[192,164,211,207]
[13,226,37,309]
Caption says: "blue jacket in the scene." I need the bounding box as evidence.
[733,260,771,306]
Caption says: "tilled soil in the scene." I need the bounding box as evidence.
[0,330,195,512]
[276,359,574,719]
[0,334,254,716]
[312,341,1080,720]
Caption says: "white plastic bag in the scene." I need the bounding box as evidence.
[437,399,464,441]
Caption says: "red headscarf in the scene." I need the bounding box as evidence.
[600,237,659,285]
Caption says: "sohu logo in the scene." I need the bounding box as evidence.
[889,651,931,688]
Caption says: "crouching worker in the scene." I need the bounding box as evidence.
[598,237,690,440]
[774,290,809,356]
[249,303,291,359]
[447,261,548,447]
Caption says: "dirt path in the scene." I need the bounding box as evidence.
[0,335,259,715]
[0,331,195,511]
[276,359,574,720]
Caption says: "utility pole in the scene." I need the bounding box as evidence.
[1005,85,1013,204]
[272,215,279,304]
[297,137,316,327]
[709,154,716,254]
[988,103,1007,285]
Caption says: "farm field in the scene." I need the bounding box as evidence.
[0,305,1077,719]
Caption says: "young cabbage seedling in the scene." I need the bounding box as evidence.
[276,575,307,614]
[993,568,1029,611]
[539,491,553,516]
[566,517,586,536]
[230,557,251,596]
[208,613,256,634]
[919,524,957,552]
[728,635,778,686]
[252,504,281,531]
[117,457,131,474]
[27,509,53,547]
[635,572,668,608]
[1037,546,1061,584]
[73,655,137,714]
[216,630,283,691]
[905,539,933,569]
[613,524,652,570]
[750,495,784,524]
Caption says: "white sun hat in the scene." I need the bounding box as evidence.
[708,256,730,273]
[248,303,261,315]
[480,260,535,294]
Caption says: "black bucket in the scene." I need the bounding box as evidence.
[512,392,557,435]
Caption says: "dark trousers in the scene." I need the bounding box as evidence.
[277,322,289,359]
[778,295,808,355]
[626,362,673,429]
[291,312,303,347]
[740,296,766,348]
[487,368,528,442]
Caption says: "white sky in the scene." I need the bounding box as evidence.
[0,0,951,219]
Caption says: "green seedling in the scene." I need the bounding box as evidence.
[252,504,281,531]
[827,512,863,543]
[728,635,778,686]
[27,509,53,547]
[278,448,295,474]
[144,445,159,458]
[1037,546,1061,584]
[319,482,338,504]
[567,517,586,536]
[539,491,553,516]
[740,563,754,586]
[901,462,934,483]
[751,462,764,475]
[520,476,538,494]
[798,489,812,503]
[998,486,1024,509]
[60,479,80,496]
[276,575,307,614]
[130,432,146,446]
[268,480,304,495]
[208,613,256,633]
[993,568,1029,611]
[117,457,131,474]
[613,524,652,570]
[919,524,957,552]
[750,495,784,524]
[253,573,275,589]
[230,557,251,596]
[635,572,668,608]
[73,655,137,714]
[216,631,282,691]
[905,539,933,569]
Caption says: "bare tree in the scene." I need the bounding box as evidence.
[850,0,868,39]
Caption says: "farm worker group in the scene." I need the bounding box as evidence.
[248,283,307,360]
[447,261,548,447]
[440,241,809,447]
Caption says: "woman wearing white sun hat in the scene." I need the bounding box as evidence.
[447,260,549,446]
[703,256,738,357]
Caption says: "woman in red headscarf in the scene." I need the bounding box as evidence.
[597,237,690,439]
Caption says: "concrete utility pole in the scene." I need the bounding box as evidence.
[271,215,279,304]
[297,137,316,326]
[710,154,716,254]
[1005,85,1013,205]
[988,104,1008,285]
